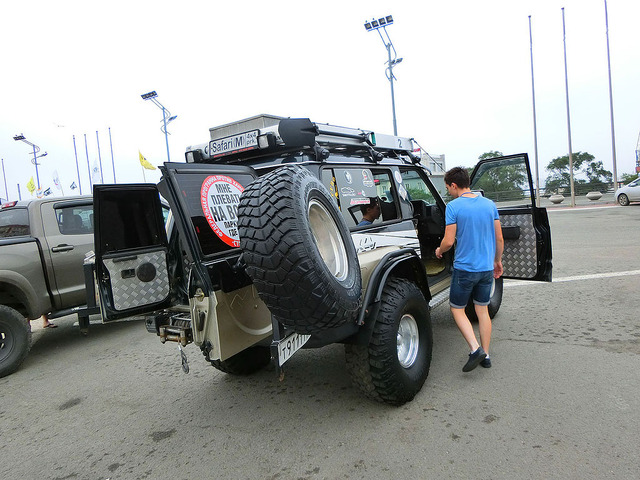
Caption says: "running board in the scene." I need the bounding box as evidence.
[429,288,450,310]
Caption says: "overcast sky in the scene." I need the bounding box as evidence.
[1,0,638,201]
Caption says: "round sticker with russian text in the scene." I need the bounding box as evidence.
[200,175,244,247]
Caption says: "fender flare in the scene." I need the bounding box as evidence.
[351,248,431,346]
[0,271,48,319]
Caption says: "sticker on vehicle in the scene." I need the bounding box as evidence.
[200,175,244,247]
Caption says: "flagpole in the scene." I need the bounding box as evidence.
[604,0,618,191]
[141,163,147,182]
[2,159,8,202]
[84,134,93,190]
[562,7,576,207]
[528,15,541,207]
[109,127,116,183]
[17,183,22,201]
[96,130,104,183]
[72,135,83,195]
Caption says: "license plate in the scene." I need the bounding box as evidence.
[209,130,259,157]
[277,332,310,366]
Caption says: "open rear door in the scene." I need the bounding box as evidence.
[470,153,552,281]
[94,184,171,321]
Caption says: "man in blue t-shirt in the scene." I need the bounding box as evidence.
[435,167,504,372]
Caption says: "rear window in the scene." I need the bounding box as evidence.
[174,171,256,257]
[97,189,166,254]
[0,208,30,237]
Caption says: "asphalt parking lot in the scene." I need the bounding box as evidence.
[1,202,639,480]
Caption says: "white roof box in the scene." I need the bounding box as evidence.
[209,114,283,141]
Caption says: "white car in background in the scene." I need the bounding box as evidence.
[615,178,640,206]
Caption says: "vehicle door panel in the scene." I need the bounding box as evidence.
[40,200,94,309]
[159,162,272,360]
[94,184,171,321]
[470,153,552,281]
[630,180,640,201]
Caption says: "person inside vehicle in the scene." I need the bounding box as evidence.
[358,197,381,226]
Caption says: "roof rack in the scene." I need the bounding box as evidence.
[185,115,417,164]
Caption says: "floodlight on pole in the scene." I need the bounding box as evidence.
[13,133,46,191]
[363,14,400,135]
[141,90,177,162]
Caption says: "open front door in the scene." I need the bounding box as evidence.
[94,184,172,321]
[470,153,552,282]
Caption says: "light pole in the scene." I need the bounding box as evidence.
[141,91,177,162]
[13,134,47,192]
[364,15,402,135]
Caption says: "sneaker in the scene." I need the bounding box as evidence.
[480,356,492,368]
[462,347,487,372]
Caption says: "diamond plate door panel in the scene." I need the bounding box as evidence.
[501,213,538,279]
[103,249,170,311]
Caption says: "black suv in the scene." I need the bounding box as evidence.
[93,115,552,405]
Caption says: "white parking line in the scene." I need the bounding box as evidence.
[505,269,640,287]
[548,205,618,212]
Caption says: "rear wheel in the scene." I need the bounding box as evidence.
[465,276,503,321]
[617,194,630,206]
[345,278,432,406]
[207,346,271,375]
[0,305,32,378]
[238,165,361,334]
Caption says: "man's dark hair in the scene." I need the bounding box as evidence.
[360,197,378,215]
[444,167,470,189]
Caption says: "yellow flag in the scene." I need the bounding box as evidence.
[26,176,36,194]
[139,151,156,170]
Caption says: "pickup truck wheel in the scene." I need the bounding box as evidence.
[208,346,271,375]
[345,278,432,405]
[465,276,503,321]
[0,305,32,378]
[238,165,361,334]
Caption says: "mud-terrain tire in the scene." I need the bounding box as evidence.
[345,278,432,405]
[0,305,32,378]
[617,193,630,206]
[238,165,361,334]
[208,346,271,375]
[465,276,503,321]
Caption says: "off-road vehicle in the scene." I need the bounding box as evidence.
[92,115,552,405]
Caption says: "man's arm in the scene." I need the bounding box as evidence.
[435,224,456,259]
[493,219,504,278]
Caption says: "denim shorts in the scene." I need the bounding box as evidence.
[449,269,494,309]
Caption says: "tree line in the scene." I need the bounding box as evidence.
[469,151,637,197]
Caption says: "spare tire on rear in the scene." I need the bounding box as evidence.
[238,165,361,334]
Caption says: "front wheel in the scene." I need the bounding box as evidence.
[617,194,630,206]
[345,278,432,406]
[0,305,32,378]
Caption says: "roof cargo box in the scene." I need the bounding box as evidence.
[209,114,283,141]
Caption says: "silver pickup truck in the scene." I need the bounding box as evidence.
[0,196,97,377]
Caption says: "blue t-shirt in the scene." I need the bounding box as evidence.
[445,195,499,272]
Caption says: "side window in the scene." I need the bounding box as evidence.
[400,169,438,205]
[471,155,532,207]
[56,205,94,235]
[328,167,398,229]
[374,171,398,223]
[0,208,30,237]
